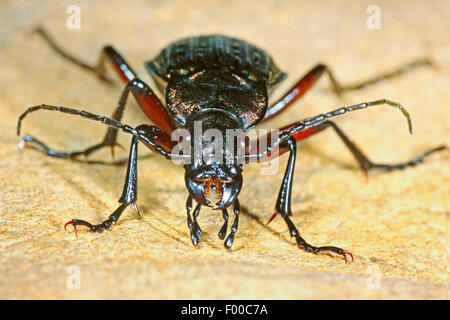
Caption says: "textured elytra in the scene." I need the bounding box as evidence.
[145,35,282,129]
[145,34,287,94]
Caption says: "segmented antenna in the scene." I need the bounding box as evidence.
[246,99,412,161]
[17,104,187,160]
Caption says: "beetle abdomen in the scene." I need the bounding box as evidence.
[146,34,287,94]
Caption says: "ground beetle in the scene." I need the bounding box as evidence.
[17,28,446,262]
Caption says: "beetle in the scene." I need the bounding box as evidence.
[17,28,445,262]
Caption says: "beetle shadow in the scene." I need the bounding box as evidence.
[239,205,344,260]
[300,143,356,170]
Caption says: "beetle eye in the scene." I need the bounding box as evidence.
[195,177,210,182]
[220,178,233,183]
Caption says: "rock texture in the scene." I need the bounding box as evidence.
[0,0,448,299]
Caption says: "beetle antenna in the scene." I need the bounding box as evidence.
[17,104,190,161]
[247,99,413,161]
[17,104,137,137]
[295,99,412,135]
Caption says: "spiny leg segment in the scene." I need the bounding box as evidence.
[18,104,187,236]
[61,122,178,235]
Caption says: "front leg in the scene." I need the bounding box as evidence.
[65,134,140,236]
[272,136,353,262]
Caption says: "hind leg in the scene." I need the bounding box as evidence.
[264,59,433,121]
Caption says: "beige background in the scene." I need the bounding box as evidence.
[0,0,448,299]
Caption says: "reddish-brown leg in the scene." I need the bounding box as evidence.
[33,27,176,141]
[90,46,177,134]
[264,64,335,120]
[21,28,178,159]
[265,59,433,121]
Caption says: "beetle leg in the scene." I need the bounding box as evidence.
[33,27,136,84]
[264,64,337,120]
[264,59,433,121]
[64,134,140,235]
[251,120,445,176]
[305,121,445,174]
[126,78,177,134]
[34,27,176,141]
[101,78,176,151]
[273,137,353,262]
[246,98,446,165]
[224,199,240,249]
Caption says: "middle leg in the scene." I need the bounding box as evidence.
[269,120,446,175]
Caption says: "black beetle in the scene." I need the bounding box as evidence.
[17,28,445,262]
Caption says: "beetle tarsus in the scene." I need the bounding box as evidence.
[64,203,130,236]
[285,215,353,262]
[364,145,447,172]
[18,133,124,160]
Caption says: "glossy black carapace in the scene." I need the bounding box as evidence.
[17,29,446,262]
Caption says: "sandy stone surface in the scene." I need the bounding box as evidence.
[0,0,449,299]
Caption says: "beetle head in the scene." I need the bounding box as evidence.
[184,163,242,209]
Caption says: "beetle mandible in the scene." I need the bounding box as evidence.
[17,28,446,262]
